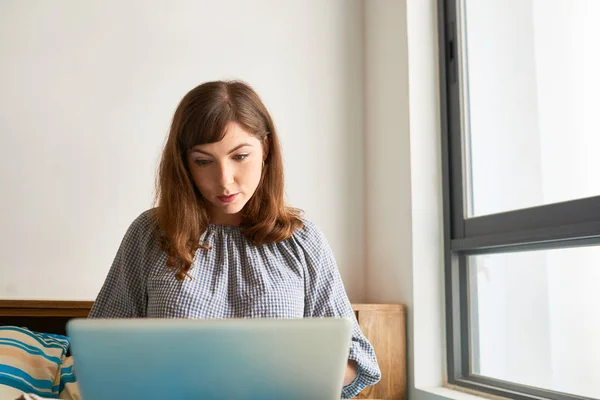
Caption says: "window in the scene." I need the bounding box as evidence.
[438,1,600,399]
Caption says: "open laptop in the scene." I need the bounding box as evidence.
[66,318,352,400]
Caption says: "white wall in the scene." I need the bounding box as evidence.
[363,0,446,398]
[0,0,366,301]
[363,1,413,305]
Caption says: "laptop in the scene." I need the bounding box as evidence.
[66,318,352,400]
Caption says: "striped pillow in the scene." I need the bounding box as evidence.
[57,356,80,400]
[0,326,69,399]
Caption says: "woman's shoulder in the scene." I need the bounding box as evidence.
[127,208,158,230]
[121,208,161,244]
[286,218,338,269]
[289,217,329,250]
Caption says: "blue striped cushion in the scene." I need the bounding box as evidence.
[0,326,69,398]
[57,356,80,399]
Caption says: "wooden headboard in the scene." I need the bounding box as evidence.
[0,300,93,336]
[0,300,406,400]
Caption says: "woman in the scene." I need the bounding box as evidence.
[89,80,381,398]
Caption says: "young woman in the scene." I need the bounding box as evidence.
[89,80,381,398]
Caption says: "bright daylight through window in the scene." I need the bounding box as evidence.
[439,1,600,399]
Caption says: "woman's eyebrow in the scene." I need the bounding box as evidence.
[189,149,212,156]
[226,143,253,154]
[190,143,253,156]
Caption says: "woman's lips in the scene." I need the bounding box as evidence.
[217,193,239,203]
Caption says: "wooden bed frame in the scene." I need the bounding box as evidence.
[0,300,406,400]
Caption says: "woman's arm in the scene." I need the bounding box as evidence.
[299,221,381,398]
[344,360,358,386]
[88,211,154,318]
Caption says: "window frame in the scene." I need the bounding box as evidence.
[437,1,600,399]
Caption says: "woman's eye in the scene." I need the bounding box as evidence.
[194,159,212,166]
[234,154,249,161]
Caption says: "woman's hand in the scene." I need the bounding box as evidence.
[343,360,358,386]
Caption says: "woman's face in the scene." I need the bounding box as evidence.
[187,122,266,225]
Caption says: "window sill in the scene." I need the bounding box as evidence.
[416,386,510,400]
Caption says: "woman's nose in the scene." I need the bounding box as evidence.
[217,163,235,187]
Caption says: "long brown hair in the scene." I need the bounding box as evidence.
[154,80,303,280]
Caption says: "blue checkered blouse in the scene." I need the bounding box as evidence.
[89,210,381,398]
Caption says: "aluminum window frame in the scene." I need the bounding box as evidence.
[438,1,600,399]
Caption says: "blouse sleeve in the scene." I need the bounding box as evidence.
[88,211,156,319]
[299,221,382,399]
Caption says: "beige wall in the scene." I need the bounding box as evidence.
[0,0,366,300]
[363,0,445,397]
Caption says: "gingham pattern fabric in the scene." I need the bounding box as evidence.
[89,210,381,398]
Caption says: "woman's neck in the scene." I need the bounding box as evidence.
[209,210,242,226]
